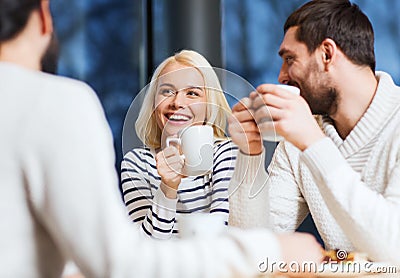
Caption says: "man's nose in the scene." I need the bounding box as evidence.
[278,64,289,84]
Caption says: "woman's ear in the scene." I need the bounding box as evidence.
[39,0,53,35]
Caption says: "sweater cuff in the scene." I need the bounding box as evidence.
[301,137,345,183]
[232,149,268,185]
[153,187,179,210]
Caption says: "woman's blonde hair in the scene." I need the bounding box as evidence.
[135,50,231,149]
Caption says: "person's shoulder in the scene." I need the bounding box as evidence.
[213,138,238,159]
[214,138,238,151]
[30,73,112,141]
[1,63,97,105]
[123,146,154,162]
[121,146,156,173]
[39,72,97,103]
[33,72,107,122]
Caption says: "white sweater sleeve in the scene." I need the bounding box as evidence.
[229,144,309,232]
[229,150,270,229]
[26,80,282,277]
[267,143,309,232]
[302,137,400,264]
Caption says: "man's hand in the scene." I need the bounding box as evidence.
[252,84,325,151]
[228,97,263,155]
[277,232,324,277]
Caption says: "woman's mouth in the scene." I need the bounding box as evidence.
[166,113,192,122]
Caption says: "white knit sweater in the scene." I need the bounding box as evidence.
[229,71,400,265]
[0,62,281,278]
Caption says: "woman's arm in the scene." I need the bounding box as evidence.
[210,140,238,224]
[121,149,178,239]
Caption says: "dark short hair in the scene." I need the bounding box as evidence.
[284,0,375,72]
[0,0,41,42]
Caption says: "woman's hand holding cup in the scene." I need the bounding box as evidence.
[156,145,185,199]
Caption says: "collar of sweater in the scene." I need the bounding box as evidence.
[321,71,400,158]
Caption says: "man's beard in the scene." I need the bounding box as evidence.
[303,84,338,115]
[300,61,339,116]
[41,33,59,74]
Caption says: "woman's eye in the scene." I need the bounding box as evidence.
[161,89,175,96]
[187,90,200,97]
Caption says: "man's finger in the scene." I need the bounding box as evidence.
[253,105,282,123]
[230,109,256,124]
[229,120,260,134]
[232,97,253,112]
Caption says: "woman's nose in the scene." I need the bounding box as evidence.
[170,91,186,109]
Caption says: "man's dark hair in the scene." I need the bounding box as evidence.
[0,0,41,42]
[284,0,375,72]
[0,0,59,73]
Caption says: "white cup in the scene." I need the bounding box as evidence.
[166,125,214,176]
[178,213,226,239]
[259,84,300,142]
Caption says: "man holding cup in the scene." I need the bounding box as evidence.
[228,0,400,265]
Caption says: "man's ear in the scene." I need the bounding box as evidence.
[320,38,337,69]
[39,0,53,35]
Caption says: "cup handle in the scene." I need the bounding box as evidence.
[166,137,180,147]
[166,137,185,160]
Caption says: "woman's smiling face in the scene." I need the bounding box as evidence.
[154,62,207,138]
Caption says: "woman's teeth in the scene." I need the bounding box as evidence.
[169,114,190,121]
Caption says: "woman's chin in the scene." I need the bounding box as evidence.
[162,122,191,136]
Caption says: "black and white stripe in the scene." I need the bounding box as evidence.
[121,139,237,239]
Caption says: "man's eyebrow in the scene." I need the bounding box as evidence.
[278,48,289,57]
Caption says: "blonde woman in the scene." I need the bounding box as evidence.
[121,50,237,239]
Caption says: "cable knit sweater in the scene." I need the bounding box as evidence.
[229,71,400,265]
[0,62,281,277]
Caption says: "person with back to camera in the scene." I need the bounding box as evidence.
[228,0,400,265]
[121,50,237,239]
[0,0,324,277]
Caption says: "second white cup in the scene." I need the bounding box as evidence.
[260,84,300,142]
[166,125,214,176]
[178,213,226,239]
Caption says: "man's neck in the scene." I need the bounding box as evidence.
[330,67,378,139]
[0,10,43,71]
[0,40,41,70]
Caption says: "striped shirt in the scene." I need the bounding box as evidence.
[121,139,238,239]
